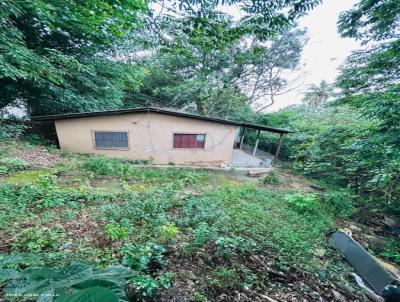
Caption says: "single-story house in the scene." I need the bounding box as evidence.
[31,107,291,167]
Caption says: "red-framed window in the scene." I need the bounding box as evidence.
[173,134,205,149]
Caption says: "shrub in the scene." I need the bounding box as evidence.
[263,170,281,185]
[0,120,28,139]
[285,193,320,214]
[104,221,131,241]
[160,222,179,241]
[126,273,171,301]
[215,236,256,258]
[378,237,400,265]
[82,156,136,177]
[12,226,67,253]
[0,157,29,175]
[211,267,239,289]
[322,191,354,218]
[122,243,166,272]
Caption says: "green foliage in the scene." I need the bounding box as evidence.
[0,157,29,175]
[82,156,208,185]
[55,287,119,302]
[0,0,147,114]
[122,243,166,272]
[193,292,209,302]
[104,221,131,241]
[266,104,400,213]
[378,237,400,265]
[130,26,307,117]
[210,267,239,289]
[0,260,135,302]
[12,226,67,253]
[127,275,160,300]
[338,0,400,42]
[285,194,320,214]
[0,120,28,140]
[262,170,281,185]
[302,80,335,107]
[127,274,171,301]
[160,223,180,241]
[322,191,354,218]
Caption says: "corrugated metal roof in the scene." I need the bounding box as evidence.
[30,107,293,134]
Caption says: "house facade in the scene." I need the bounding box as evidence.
[32,107,291,167]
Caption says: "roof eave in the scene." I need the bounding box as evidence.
[30,107,293,134]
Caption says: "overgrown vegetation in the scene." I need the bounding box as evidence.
[0,143,360,301]
[1,0,399,300]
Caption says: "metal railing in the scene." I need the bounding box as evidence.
[231,143,274,167]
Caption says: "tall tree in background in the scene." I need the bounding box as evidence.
[335,0,399,207]
[125,21,307,118]
[0,0,321,116]
[0,0,148,115]
[233,28,307,112]
[302,80,334,107]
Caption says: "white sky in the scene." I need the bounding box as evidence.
[268,0,361,112]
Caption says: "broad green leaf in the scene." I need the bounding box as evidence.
[55,287,119,302]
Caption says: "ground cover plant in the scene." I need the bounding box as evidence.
[0,140,371,301]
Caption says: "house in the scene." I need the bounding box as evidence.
[31,107,291,167]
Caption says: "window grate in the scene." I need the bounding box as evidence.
[173,134,205,149]
[94,131,129,149]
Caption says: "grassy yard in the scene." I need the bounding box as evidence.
[0,141,365,301]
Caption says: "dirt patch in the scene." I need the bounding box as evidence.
[275,170,321,192]
[63,211,109,248]
[159,246,363,302]
[15,146,65,168]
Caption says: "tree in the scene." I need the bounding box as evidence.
[332,0,400,210]
[0,0,147,115]
[230,29,307,112]
[302,80,334,107]
[125,19,307,118]
[1,0,321,116]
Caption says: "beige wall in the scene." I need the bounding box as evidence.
[55,112,238,166]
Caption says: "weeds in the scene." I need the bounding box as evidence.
[285,193,320,214]
[122,243,166,272]
[104,221,131,241]
[0,157,29,175]
[210,267,239,289]
[160,222,180,241]
[0,144,358,300]
[262,170,281,185]
[12,226,67,253]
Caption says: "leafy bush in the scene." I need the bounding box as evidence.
[0,120,28,140]
[160,222,179,241]
[210,267,239,289]
[104,220,131,241]
[122,243,166,272]
[266,105,400,214]
[22,133,50,146]
[12,227,67,253]
[322,191,354,218]
[215,236,256,258]
[81,156,208,184]
[262,170,281,185]
[126,274,171,301]
[377,237,400,265]
[0,157,29,175]
[82,156,136,177]
[285,193,320,214]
